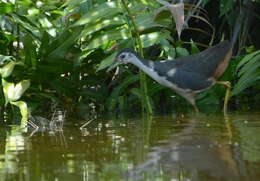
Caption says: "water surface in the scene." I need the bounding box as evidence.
[0,112,260,181]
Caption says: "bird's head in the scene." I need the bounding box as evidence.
[107,48,138,72]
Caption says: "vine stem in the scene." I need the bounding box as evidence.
[121,0,153,114]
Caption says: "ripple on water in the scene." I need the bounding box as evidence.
[0,112,260,181]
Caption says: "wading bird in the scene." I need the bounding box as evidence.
[107,22,240,114]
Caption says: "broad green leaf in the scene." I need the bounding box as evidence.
[136,13,163,33]
[232,50,260,96]
[81,17,125,38]
[0,61,23,78]
[238,55,260,77]
[72,2,122,27]
[38,31,50,58]
[27,8,40,16]
[97,52,117,72]
[176,47,189,57]
[23,34,37,67]
[190,40,200,54]
[232,72,260,96]
[236,50,260,72]
[0,55,14,64]
[156,0,170,6]
[160,38,176,59]
[47,29,81,60]
[39,17,53,31]
[2,79,30,102]
[110,74,139,98]
[0,2,15,14]
[245,45,255,54]
[106,74,139,110]
[36,93,60,102]
[219,0,234,17]
[62,0,83,8]
[10,14,41,39]
[85,29,130,50]
[141,31,170,48]
[10,101,29,127]
[80,88,105,101]
[50,79,76,98]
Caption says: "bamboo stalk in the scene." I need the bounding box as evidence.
[121,0,153,114]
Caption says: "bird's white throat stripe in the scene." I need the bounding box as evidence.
[130,56,198,104]
[167,68,176,77]
[148,61,154,69]
[131,57,178,89]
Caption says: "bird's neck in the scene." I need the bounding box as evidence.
[130,56,174,90]
[130,56,157,78]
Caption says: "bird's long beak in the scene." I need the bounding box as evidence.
[106,61,120,72]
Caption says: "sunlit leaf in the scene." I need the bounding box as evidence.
[10,14,41,39]
[160,38,176,59]
[141,31,170,48]
[10,101,29,127]
[155,0,170,6]
[0,61,23,78]
[136,13,163,33]
[81,17,125,38]
[62,0,83,8]
[2,79,30,102]
[0,2,15,13]
[0,55,14,65]
[46,29,81,60]
[85,29,130,50]
[190,40,200,54]
[72,2,122,27]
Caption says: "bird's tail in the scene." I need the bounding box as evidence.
[231,1,250,48]
[231,18,241,47]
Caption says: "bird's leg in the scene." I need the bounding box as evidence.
[182,92,199,113]
[192,104,199,113]
[216,81,231,115]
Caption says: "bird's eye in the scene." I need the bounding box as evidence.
[120,54,126,59]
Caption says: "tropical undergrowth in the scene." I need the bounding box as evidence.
[0,0,259,125]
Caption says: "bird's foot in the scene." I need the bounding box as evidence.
[216,81,231,115]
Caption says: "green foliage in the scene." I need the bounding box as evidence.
[2,79,30,103]
[0,55,30,126]
[0,61,23,78]
[0,0,258,122]
[219,0,235,17]
[232,50,260,96]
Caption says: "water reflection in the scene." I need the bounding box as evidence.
[127,116,242,181]
[0,113,259,181]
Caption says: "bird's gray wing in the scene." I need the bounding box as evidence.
[165,69,213,91]
[155,41,232,78]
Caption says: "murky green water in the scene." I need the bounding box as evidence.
[0,112,260,181]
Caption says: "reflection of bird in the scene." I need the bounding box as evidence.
[107,22,241,113]
[126,117,243,181]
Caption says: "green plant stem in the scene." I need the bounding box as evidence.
[121,0,153,114]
